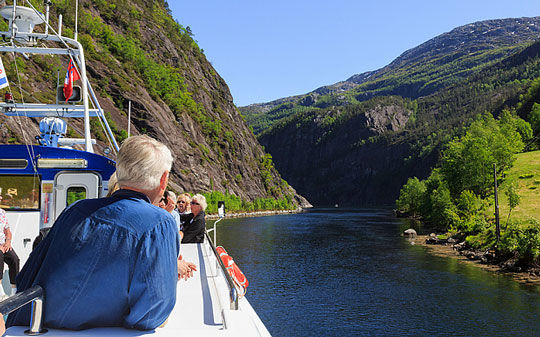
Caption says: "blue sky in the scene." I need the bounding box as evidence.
[169,1,540,107]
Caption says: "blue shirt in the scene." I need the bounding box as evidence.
[7,189,180,331]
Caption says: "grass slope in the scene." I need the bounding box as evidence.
[499,150,540,222]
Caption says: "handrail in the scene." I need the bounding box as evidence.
[0,285,47,335]
[204,231,238,310]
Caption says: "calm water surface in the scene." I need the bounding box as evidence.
[214,208,540,337]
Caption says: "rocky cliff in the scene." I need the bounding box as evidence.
[0,0,310,207]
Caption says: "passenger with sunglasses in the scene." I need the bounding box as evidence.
[176,193,191,234]
[180,194,207,244]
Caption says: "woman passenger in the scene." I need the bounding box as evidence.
[180,194,206,243]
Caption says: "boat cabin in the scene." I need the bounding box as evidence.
[0,144,115,290]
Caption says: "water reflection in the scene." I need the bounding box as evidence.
[212,209,540,337]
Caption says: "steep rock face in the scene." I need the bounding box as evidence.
[365,105,410,133]
[0,0,310,207]
[259,105,416,206]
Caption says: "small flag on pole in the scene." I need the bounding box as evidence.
[0,56,9,90]
[63,59,80,101]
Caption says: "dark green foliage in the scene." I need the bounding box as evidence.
[529,103,540,148]
[498,220,540,263]
[395,177,425,216]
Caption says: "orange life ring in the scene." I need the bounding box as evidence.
[216,246,249,296]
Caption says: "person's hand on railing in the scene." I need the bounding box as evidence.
[177,257,197,281]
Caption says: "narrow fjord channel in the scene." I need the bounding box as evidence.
[214,209,540,336]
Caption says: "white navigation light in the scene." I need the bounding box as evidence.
[37,158,88,169]
[0,6,44,34]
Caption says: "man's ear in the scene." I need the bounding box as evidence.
[160,171,169,191]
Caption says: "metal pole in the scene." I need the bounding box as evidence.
[10,0,16,42]
[58,14,62,37]
[494,164,500,242]
[45,1,50,35]
[127,100,131,137]
[74,0,78,41]
[75,43,93,153]
[26,297,45,335]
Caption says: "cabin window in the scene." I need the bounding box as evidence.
[0,159,28,169]
[66,186,86,207]
[0,175,40,210]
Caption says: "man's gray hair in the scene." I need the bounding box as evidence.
[116,135,173,190]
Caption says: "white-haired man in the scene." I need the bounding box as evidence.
[8,135,195,331]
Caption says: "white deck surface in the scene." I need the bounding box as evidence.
[4,240,270,336]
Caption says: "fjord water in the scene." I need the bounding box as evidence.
[214,209,540,337]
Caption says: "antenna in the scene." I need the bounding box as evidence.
[74,0,78,41]
[127,100,131,137]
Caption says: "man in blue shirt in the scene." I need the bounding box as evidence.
[8,135,192,330]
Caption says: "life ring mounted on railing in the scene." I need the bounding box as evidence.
[216,246,249,297]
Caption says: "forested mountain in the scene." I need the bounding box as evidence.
[242,17,540,135]
[241,17,540,206]
[0,0,310,209]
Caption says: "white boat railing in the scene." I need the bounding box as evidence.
[204,205,239,311]
[204,231,238,310]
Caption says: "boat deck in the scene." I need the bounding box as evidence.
[4,240,270,336]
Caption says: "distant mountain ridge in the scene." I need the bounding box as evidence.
[241,17,540,135]
[240,16,540,206]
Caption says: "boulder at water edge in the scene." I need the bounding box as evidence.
[404,229,417,237]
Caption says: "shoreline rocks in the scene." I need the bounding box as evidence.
[403,228,417,237]
[411,235,540,286]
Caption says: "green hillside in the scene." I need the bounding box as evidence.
[0,0,310,209]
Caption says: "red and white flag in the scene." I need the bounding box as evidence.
[63,59,80,101]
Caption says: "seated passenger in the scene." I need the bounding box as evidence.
[180,194,207,244]
[0,197,19,299]
[8,135,189,331]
